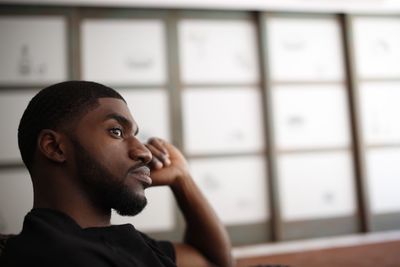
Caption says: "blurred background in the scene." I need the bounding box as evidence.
[0,0,400,264]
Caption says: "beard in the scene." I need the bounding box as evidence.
[70,138,147,217]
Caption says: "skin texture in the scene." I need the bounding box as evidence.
[31,98,234,267]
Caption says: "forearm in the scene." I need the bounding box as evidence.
[171,174,234,267]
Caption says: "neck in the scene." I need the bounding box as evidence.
[34,198,112,229]
[32,176,112,228]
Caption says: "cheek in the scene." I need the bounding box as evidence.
[85,134,117,157]
[99,143,129,172]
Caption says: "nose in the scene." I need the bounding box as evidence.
[128,137,152,165]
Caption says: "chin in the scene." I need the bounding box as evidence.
[111,189,148,217]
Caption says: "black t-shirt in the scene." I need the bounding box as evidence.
[0,209,176,267]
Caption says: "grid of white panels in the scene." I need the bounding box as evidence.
[267,16,356,222]
[352,16,400,216]
[179,18,269,227]
[1,9,400,241]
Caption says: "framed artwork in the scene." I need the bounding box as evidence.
[0,16,67,84]
[267,17,344,81]
[179,19,259,84]
[81,19,167,85]
[189,156,268,225]
[119,89,171,142]
[277,151,356,221]
[272,85,350,150]
[352,17,400,79]
[366,148,400,214]
[182,87,264,154]
[359,82,400,145]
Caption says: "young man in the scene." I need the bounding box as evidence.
[0,81,233,267]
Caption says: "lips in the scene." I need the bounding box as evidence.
[128,166,152,187]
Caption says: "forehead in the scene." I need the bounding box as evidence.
[80,97,136,126]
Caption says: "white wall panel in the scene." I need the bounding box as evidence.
[267,17,344,81]
[273,85,350,149]
[0,169,33,234]
[119,89,170,142]
[179,19,259,84]
[0,90,37,163]
[189,156,268,225]
[352,17,400,79]
[359,82,400,145]
[82,19,167,85]
[278,151,356,221]
[183,88,265,154]
[0,16,67,84]
[111,187,175,231]
[366,148,400,214]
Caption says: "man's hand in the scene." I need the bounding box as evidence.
[144,137,234,267]
[145,137,190,187]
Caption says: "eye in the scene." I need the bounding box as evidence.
[109,128,123,138]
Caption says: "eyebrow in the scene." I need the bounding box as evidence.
[104,113,139,136]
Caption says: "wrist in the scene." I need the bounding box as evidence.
[170,172,193,192]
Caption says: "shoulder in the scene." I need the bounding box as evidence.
[0,209,84,265]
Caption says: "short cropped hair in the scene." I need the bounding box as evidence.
[18,80,125,171]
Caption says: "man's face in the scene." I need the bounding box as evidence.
[68,98,152,216]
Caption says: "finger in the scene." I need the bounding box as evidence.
[147,137,169,156]
[147,155,163,170]
[146,143,171,167]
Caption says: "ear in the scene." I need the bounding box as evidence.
[37,129,67,163]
